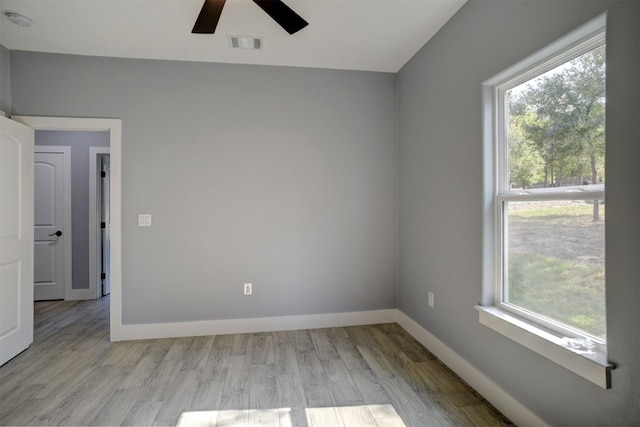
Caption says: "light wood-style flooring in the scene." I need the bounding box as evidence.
[0,298,513,426]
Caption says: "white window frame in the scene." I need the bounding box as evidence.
[478,13,614,389]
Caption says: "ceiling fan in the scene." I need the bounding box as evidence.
[192,0,309,35]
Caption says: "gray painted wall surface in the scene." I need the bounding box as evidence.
[10,53,398,324]
[397,1,639,426]
[0,44,10,115]
[36,130,110,290]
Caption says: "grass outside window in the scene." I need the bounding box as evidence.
[506,200,605,338]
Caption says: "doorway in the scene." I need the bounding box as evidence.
[13,116,123,342]
[35,131,109,300]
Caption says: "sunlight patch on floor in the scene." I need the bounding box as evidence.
[178,404,405,426]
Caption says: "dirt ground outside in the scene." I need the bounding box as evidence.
[508,200,605,266]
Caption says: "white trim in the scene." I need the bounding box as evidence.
[111,309,397,341]
[477,306,612,389]
[66,288,97,300]
[396,310,549,427]
[12,116,122,342]
[34,145,72,301]
[89,147,110,300]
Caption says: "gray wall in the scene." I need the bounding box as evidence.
[10,53,398,324]
[0,44,11,115]
[8,1,639,423]
[397,1,639,426]
[36,130,110,290]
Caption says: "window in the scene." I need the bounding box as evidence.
[479,14,613,389]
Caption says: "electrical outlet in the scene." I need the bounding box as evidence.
[243,283,252,296]
[428,292,435,308]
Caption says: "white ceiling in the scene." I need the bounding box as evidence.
[0,0,466,73]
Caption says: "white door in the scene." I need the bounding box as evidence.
[34,151,66,300]
[0,117,34,366]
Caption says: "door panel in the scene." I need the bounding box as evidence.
[0,117,34,366]
[34,241,56,282]
[34,163,56,225]
[34,152,65,301]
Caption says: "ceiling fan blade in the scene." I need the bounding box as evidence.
[192,0,226,34]
[252,0,308,35]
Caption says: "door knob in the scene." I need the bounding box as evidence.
[48,231,62,237]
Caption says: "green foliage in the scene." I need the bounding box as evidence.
[508,114,545,188]
[507,45,605,188]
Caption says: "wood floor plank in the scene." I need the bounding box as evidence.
[276,373,307,427]
[416,358,485,408]
[230,333,252,356]
[121,400,163,426]
[98,341,149,367]
[251,333,275,365]
[367,403,408,427]
[0,383,45,423]
[215,393,249,426]
[183,335,216,370]
[295,347,326,389]
[154,369,199,425]
[190,380,224,412]
[310,330,340,360]
[358,345,448,427]
[337,405,377,426]
[222,355,251,396]
[37,365,128,426]
[200,347,231,383]
[275,341,300,375]
[118,348,166,390]
[212,334,235,349]
[305,405,344,427]
[348,367,390,405]
[321,358,362,406]
[89,387,143,426]
[247,408,280,426]
[0,297,514,427]
[249,364,277,409]
[0,396,50,426]
[334,339,369,370]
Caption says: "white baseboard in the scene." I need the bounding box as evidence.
[111,308,397,342]
[395,310,548,427]
[65,289,97,300]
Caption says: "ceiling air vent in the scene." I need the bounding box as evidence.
[229,36,263,50]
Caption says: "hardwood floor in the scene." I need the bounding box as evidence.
[0,298,513,426]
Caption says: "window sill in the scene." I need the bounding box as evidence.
[476,305,614,389]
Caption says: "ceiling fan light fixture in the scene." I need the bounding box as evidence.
[4,11,32,27]
[229,35,263,50]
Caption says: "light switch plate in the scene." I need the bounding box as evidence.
[138,214,152,226]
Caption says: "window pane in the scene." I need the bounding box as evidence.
[506,200,605,338]
[506,45,605,190]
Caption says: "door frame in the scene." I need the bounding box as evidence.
[89,147,110,299]
[34,146,72,300]
[13,116,123,342]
